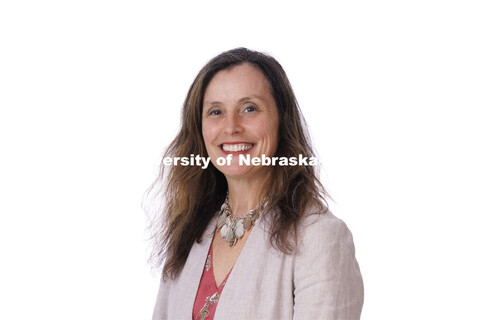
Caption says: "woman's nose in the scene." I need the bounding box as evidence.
[224,113,243,135]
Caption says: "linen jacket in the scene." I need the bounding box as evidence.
[152,210,364,320]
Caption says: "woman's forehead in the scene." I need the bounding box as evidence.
[203,64,271,103]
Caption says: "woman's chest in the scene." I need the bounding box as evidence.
[212,242,296,319]
[164,223,297,319]
[211,228,253,287]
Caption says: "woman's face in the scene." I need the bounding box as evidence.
[202,63,280,180]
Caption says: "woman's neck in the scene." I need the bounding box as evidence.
[226,174,269,217]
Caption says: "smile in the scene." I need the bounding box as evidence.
[221,143,253,152]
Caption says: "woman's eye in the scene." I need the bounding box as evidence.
[208,109,221,116]
[244,105,257,112]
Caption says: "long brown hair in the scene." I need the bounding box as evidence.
[146,48,328,279]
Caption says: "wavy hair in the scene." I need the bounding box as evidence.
[146,48,328,279]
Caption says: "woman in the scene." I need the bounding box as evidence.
[149,48,364,319]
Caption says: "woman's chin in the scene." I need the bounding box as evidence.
[217,165,270,181]
[217,165,250,178]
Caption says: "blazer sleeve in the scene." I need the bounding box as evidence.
[293,215,364,320]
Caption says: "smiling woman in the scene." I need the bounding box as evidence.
[202,63,279,180]
[147,48,364,319]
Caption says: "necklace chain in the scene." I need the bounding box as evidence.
[216,193,267,247]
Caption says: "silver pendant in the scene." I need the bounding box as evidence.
[234,220,245,238]
[216,193,266,247]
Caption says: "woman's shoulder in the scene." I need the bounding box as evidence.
[293,209,364,319]
[301,206,349,229]
[303,207,340,224]
[297,208,356,253]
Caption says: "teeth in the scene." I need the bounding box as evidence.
[222,144,253,152]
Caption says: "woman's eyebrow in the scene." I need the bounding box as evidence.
[203,100,221,106]
[238,96,263,103]
[204,96,263,107]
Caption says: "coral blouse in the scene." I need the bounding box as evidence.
[192,243,232,320]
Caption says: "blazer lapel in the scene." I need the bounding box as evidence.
[214,214,268,317]
[171,218,216,318]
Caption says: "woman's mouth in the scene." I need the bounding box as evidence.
[220,143,254,154]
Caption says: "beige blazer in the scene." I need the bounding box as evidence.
[152,210,364,320]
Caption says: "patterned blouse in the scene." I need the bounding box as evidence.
[192,243,232,320]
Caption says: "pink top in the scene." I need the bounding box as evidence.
[192,243,232,320]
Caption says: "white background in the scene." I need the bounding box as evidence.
[1,1,479,319]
